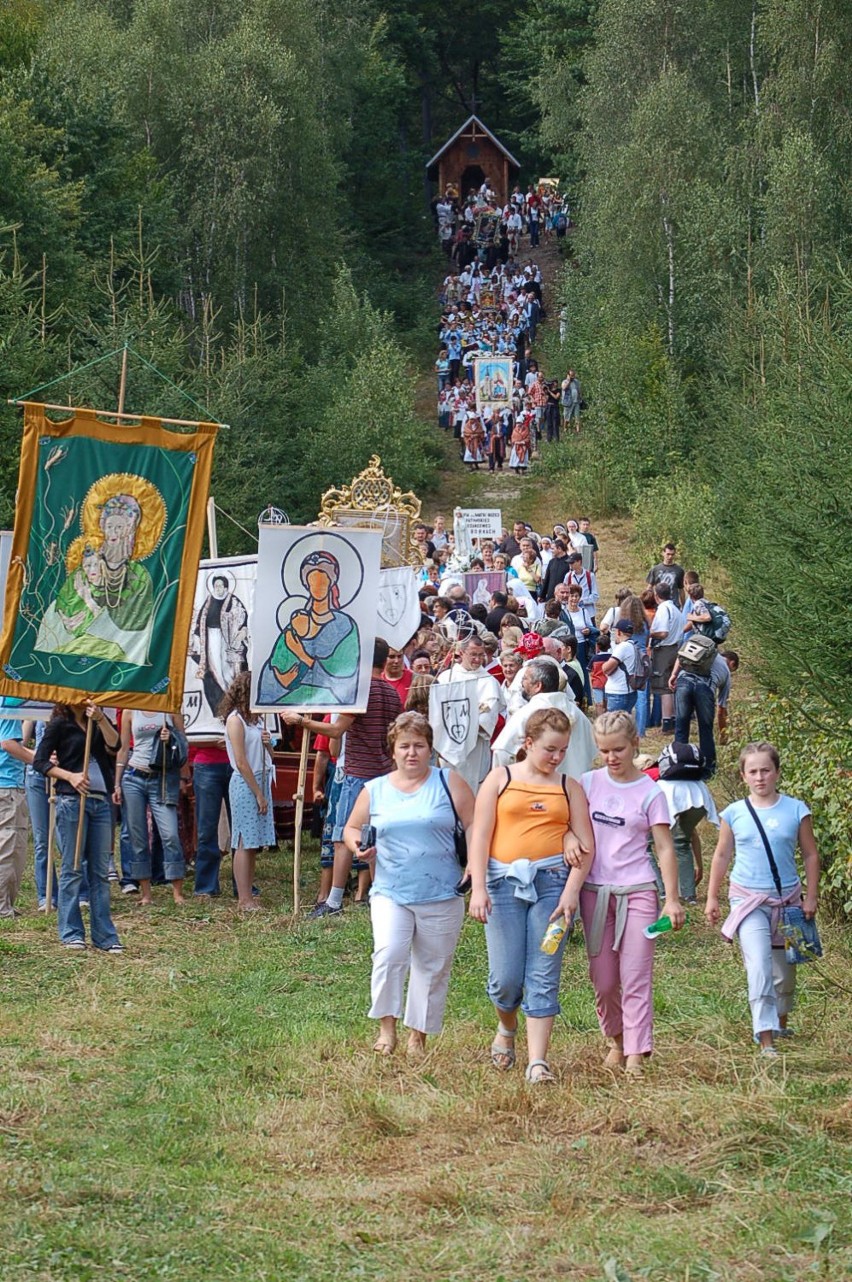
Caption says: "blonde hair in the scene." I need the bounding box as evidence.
[387,710,433,750]
[593,710,638,744]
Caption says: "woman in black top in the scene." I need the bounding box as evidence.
[34,703,122,952]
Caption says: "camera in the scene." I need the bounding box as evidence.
[359,824,377,851]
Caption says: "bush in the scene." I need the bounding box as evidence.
[631,467,720,573]
[717,694,852,918]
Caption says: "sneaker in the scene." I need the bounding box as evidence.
[37,902,47,913]
[308,901,342,919]
[121,883,139,895]
[108,868,119,883]
[79,899,90,909]
[62,940,86,950]
[104,944,124,954]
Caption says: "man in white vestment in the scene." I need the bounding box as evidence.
[430,634,502,795]
[493,657,596,780]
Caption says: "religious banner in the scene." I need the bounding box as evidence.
[474,359,512,417]
[182,555,256,740]
[377,565,422,651]
[251,526,382,714]
[0,532,51,719]
[428,679,479,768]
[464,571,507,610]
[0,404,217,712]
[458,507,503,541]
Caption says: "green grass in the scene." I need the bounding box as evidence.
[1,848,850,1282]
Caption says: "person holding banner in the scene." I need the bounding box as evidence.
[221,673,276,912]
[33,703,122,952]
[115,711,189,906]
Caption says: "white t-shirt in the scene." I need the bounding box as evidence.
[651,600,681,646]
[604,640,635,694]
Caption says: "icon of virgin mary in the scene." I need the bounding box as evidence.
[257,547,361,706]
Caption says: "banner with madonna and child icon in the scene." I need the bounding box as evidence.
[0,404,217,712]
[251,526,382,715]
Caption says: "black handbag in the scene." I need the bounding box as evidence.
[745,799,822,964]
[438,769,468,867]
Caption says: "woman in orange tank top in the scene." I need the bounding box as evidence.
[468,709,595,1083]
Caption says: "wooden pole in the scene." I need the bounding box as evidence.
[45,778,56,912]
[117,345,128,417]
[73,715,94,871]
[291,728,310,915]
[206,497,219,559]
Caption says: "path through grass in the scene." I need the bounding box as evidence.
[2,867,850,1282]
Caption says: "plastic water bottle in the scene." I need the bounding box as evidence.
[643,913,688,940]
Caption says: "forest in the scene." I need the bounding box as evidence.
[0,0,850,894]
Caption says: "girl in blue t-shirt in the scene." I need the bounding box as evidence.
[704,741,821,1057]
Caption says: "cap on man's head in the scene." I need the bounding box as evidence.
[614,619,634,635]
[514,633,545,658]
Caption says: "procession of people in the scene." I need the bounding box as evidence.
[0,184,822,1084]
[433,178,582,472]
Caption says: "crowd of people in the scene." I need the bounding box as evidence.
[0,507,821,1080]
[432,179,582,471]
[283,515,818,1076]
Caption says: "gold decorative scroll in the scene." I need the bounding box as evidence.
[318,456,422,568]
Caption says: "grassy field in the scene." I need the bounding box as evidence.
[2,863,850,1282]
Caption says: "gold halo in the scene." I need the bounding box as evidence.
[65,473,168,571]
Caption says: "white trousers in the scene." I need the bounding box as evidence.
[734,902,797,1036]
[369,894,465,1034]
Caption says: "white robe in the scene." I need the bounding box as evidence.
[492,690,596,781]
[432,664,502,794]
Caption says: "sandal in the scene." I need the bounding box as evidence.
[490,1022,517,1071]
[525,1059,555,1085]
[373,1038,396,1057]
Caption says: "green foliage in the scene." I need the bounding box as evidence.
[630,468,721,574]
[719,695,852,917]
[539,0,851,722]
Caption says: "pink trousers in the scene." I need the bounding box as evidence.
[580,887,659,1057]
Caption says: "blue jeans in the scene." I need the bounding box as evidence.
[54,793,119,948]
[606,691,638,714]
[675,673,716,771]
[193,762,232,895]
[122,769,185,881]
[26,768,59,907]
[485,864,570,1018]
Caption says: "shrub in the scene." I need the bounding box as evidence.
[631,467,720,573]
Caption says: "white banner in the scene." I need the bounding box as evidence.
[460,508,502,541]
[182,556,255,740]
[376,566,422,651]
[252,526,382,714]
[428,679,479,768]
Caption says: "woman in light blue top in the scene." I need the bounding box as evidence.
[344,711,475,1058]
[705,741,820,1057]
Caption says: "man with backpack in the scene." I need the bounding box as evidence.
[564,551,599,608]
[667,636,731,775]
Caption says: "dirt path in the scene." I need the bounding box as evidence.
[414,235,646,601]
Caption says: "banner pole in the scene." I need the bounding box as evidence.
[291,728,310,916]
[207,498,218,559]
[45,777,56,912]
[117,345,128,416]
[73,715,94,871]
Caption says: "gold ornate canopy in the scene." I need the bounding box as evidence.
[318,455,422,568]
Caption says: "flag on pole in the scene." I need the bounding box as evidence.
[0,404,217,711]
